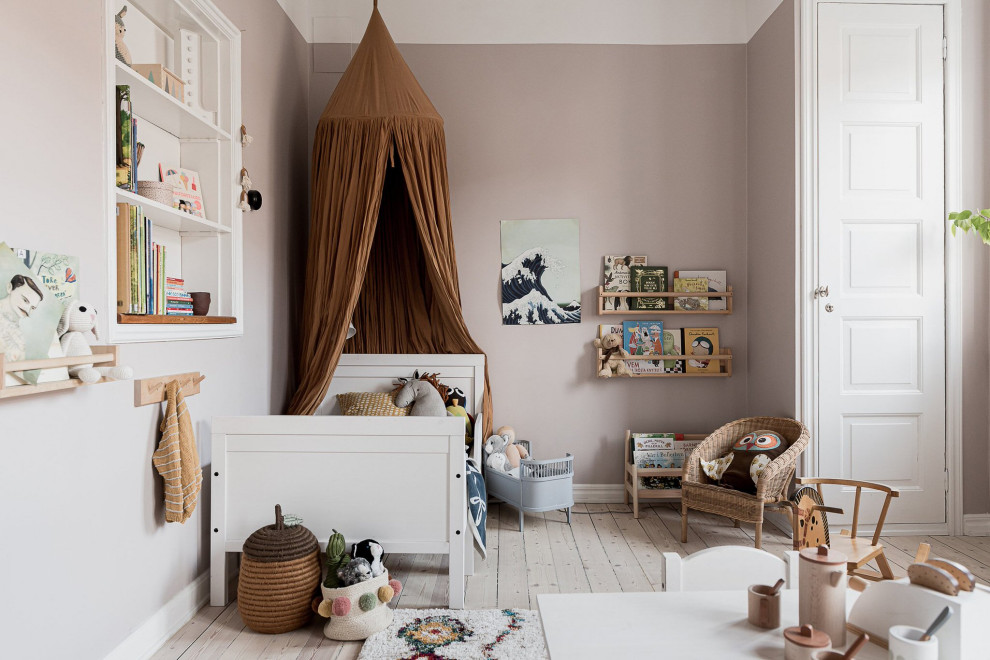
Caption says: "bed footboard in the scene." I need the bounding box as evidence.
[211,415,469,608]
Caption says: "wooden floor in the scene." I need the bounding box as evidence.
[154,503,990,659]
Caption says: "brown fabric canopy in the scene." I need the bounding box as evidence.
[287,6,493,436]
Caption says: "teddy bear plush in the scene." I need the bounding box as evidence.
[495,425,529,469]
[58,302,133,384]
[484,433,511,472]
[593,333,632,377]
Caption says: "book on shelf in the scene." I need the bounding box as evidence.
[160,165,206,218]
[674,270,727,311]
[117,203,171,316]
[629,265,668,310]
[115,203,131,313]
[673,277,709,311]
[622,320,665,375]
[684,327,721,374]
[639,476,682,490]
[660,327,684,374]
[633,448,685,469]
[115,85,135,191]
[602,255,647,311]
[630,432,684,452]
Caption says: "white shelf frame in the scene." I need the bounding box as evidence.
[103,0,243,343]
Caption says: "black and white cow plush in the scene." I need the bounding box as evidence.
[352,539,385,578]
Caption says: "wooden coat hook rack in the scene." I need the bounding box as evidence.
[134,372,206,407]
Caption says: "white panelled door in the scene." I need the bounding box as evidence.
[817,3,946,527]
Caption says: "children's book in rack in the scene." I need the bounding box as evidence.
[623,431,708,517]
[0,346,120,399]
[598,285,733,315]
[596,348,733,378]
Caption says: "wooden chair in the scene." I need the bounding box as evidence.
[681,417,811,549]
[661,546,799,592]
[792,477,900,581]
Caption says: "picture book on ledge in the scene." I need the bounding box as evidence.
[622,320,665,375]
[629,265,668,310]
[160,165,205,218]
[684,328,720,374]
[0,243,73,386]
[603,255,647,311]
[675,269,727,310]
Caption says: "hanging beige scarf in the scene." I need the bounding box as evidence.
[152,380,202,523]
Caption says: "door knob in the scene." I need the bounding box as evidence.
[825,303,834,313]
[815,285,830,299]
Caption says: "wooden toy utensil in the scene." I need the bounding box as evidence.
[919,606,953,642]
[841,632,868,659]
[907,562,960,596]
[926,558,976,592]
[769,578,786,596]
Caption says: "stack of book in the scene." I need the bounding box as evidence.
[166,278,193,316]
[630,433,704,490]
[115,202,166,315]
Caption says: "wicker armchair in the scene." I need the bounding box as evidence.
[681,417,810,549]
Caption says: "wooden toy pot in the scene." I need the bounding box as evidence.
[799,545,848,647]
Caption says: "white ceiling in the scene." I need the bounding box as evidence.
[277,0,785,45]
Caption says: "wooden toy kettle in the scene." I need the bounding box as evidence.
[799,544,848,647]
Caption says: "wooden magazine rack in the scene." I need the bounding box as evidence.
[624,430,707,517]
[598,285,733,315]
[0,346,119,399]
[595,348,732,378]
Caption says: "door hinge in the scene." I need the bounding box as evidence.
[945,470,949,493]
[943,36,948,61]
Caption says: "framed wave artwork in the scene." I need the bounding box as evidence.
[500,219,580,325]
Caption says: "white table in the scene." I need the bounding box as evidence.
[537,589,885,659]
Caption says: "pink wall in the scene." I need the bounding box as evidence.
[0,1,309,656]
[746,0,797,418]
[312,43,750,483]
[960,0,990,514]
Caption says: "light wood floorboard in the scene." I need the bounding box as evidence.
[157,503,987,658]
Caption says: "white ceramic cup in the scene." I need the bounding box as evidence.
[888,625,938,660]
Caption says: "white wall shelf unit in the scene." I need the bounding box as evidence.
[105,0,242,343]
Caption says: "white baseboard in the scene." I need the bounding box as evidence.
[573,484,625,503]
[964,513,990,536]
[105,571,209,660]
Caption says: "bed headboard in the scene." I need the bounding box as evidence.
[317,353,485,420]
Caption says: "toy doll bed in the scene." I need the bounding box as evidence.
[210,354,485,610]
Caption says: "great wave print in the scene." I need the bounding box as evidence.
[500,219,580,325]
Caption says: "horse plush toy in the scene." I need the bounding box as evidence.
[393,376,449,416]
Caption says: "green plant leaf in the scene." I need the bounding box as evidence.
[959,210,973,220]
[951,223,957,237]
[949,211,959,220]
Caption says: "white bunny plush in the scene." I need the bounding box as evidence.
[57,302,133,383]
[484,434,511,473]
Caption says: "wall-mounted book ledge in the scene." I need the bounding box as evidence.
[598,285,733,315]
[0,346,120,399]
[134,372,205,406]
[596,348,733,378]
[118,314,236,325]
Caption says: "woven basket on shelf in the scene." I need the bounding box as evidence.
[136,180,173,206]
[237,504,321,634]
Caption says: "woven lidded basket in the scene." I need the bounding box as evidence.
[237,504,321,634]
[136,180,173,206]
[318,572,400,641]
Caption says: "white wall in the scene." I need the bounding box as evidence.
[0,1,309,657]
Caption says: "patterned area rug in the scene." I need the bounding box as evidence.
[358,608,549,660]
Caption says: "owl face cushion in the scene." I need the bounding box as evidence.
[718,430,789,493]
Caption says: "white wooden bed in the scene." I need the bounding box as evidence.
[211,354,486,609]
